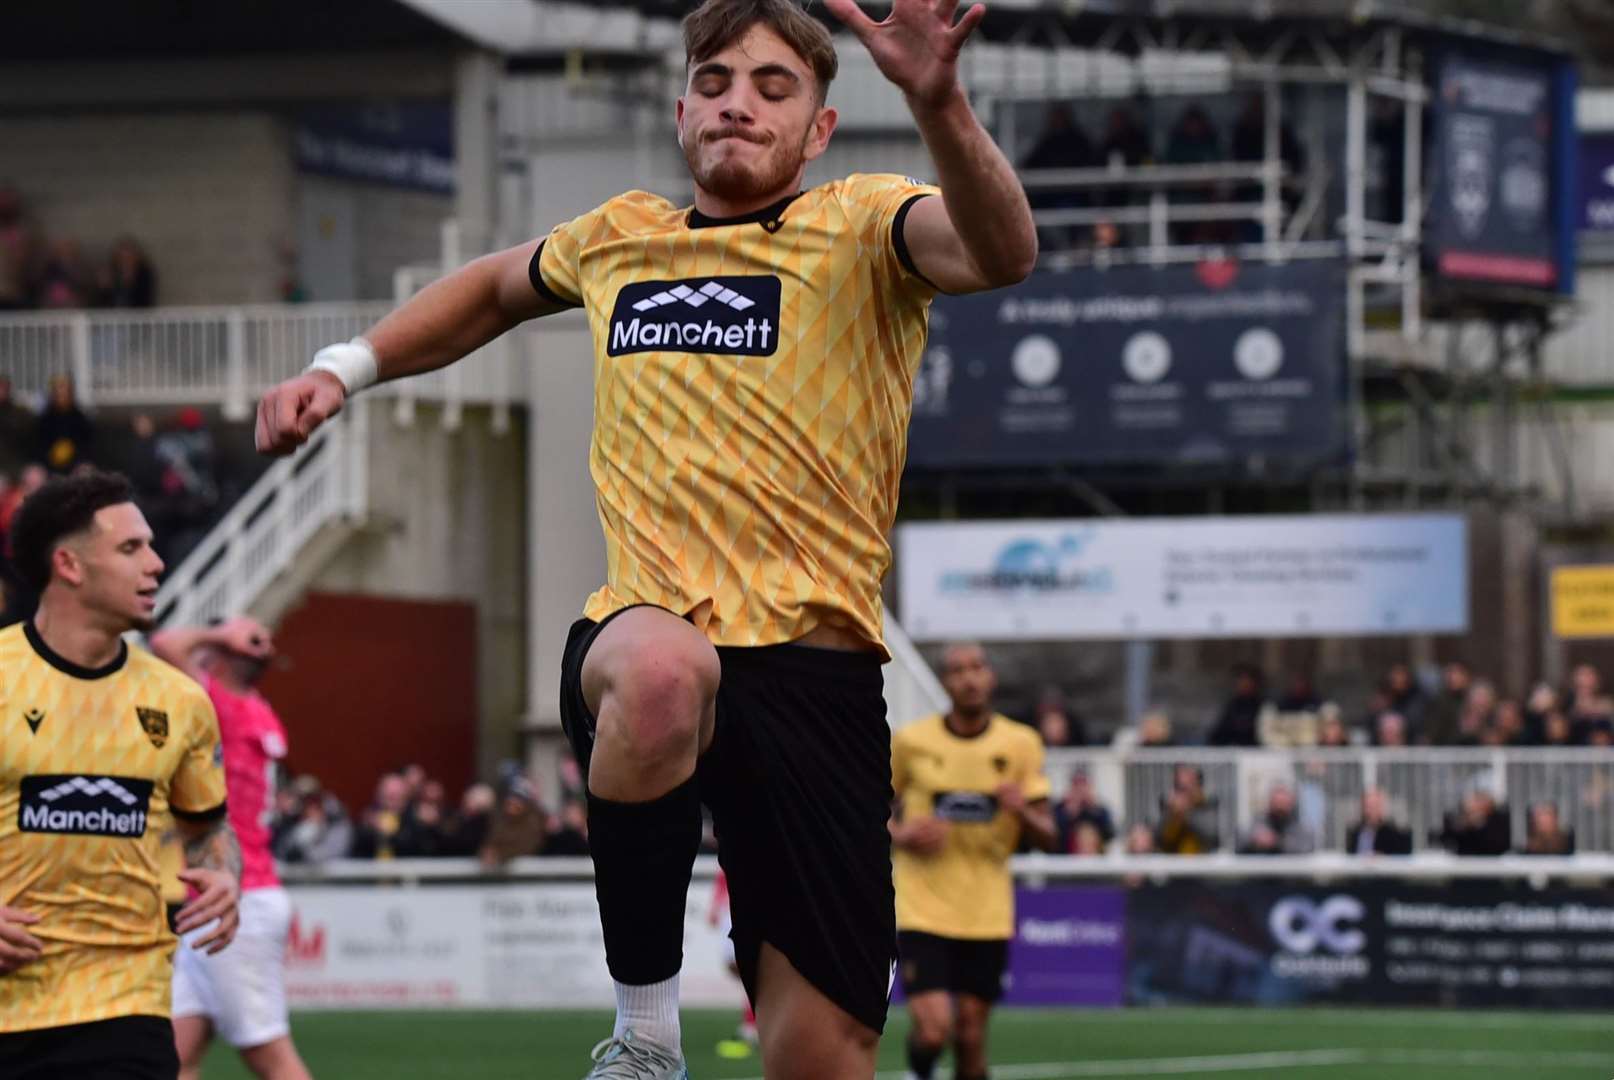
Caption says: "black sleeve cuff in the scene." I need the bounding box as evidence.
[172,801,227,824]
[892,193,942,291]
[528,240,582,308]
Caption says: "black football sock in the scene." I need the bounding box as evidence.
[586,774,702,985]
[906,1033,943,1079]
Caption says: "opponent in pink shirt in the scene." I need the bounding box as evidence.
[152,617,313,1080]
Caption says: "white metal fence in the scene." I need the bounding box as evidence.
[1048,747,1614,855]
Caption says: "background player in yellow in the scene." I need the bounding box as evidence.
[253,0,1037,1076]
[891,643,1056,1080]
[0,471,242,1080]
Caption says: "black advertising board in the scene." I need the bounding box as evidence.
[907,260,1345,470]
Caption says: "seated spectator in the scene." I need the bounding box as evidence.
[1208,663,1267,747]
[1034,687,1087,748]
[351,772,433,859]
[1457,679,1497,744]
[1382,662,1427,738]
[1071,821,1106,855]
[0,376,36,480]
[36,376,93,475]
[36,239,92,309]
[440,783,495,857]
[1439,789,1511,856]
[1155,764,1220,854]
[1238,783,1315,855]
[543,797,590,857]
[1346,787,1412,856]
[408,779,448,856]
[1426,660,1472,745]
[1124,822,1155,855]
[1053,769,1115,853]
[1566,663,1614,741]
[1316,704,1352,747]
[272,777,353,865]
[1540,709,1573,747]
[479,773,548,869]
[0,185,40,311]
[1138,708,1174,747]
[1485,700,1526,746]
[1523,801,1575,855]
[98,235,157,308]
[1374,711,1409,747]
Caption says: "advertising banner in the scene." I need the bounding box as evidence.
[897,514,1468,641]
[1005,887,1127,1006]
[906,260,1345,469]
[294,102,455,194]
[1127,881,1614,1008]
[284,882,742,1009]
[1429,52,1561,288]
[1578,134,1614,232]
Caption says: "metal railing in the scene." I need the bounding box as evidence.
[151,400,369,630]
[1048,747,1614,855]
[0,301,528,420]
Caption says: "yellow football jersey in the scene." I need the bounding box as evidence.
[531,174,942,657]
[0,622,226,1032]
[892,713,1051,940]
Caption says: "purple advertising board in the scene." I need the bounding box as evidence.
[1004,886,1127,1007]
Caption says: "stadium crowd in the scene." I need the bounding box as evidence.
[0,185,157,310]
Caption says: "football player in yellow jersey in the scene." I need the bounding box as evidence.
[891,643,1055,1080]
[0,471,242,1079]
[254,0,1036,1075]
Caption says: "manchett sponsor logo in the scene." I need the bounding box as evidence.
[609,276,782,358]
[19,775,153,837]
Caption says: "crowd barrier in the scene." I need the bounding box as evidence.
[276,855,1614,1011]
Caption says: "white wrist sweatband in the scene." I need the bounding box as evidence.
[307,337,379,394]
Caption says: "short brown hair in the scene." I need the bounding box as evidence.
[683,0,839,103]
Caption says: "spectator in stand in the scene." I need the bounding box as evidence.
[0,462,46,557]
[1523,801,1575,855]
[1229,92,1306,241]
[1345,787,1412,856]
[1374,711,1409,747]
[36,238,92,309]
[1486,700,1527,746]
[1457,679,1498,744]
[152,405,221,564]
[1155,764,1220,854]
[1053,770,1115,853]
[351,772,432,859]
[1124,823,1154,855]
[98,235,157,308]
[1425,660,1471,745]
[1382,662,1427,739]
[1033,687,1087,748]
[1523,682,1559,745]
[399,763,428,802]
[1590,724,1614,747]
[1237,783,1315,855]
[479,772,548,868]
[1276,672,1322,713]
[1565,663,1614,741]
[1020,103,1097,251]
[35,375,93,474]
[0,184,40,310]
[544,797,590,856]
[0,376,37,480]
[1163,104,1224,244]
[1316,704,1352,747]
[409,779,448,856]
[1071,822,1106,856]
[1264,672,1322,746]
[1439,788,1511,856]
[1541,709,1574,747]
[440,783,495,857]
[273,780,354,866]
[1208,663,1266,747]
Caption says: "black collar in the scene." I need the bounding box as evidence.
[25,620,128,680]
[688,191,804,232]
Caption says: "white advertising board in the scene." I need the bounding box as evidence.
[897,514,1468,640]
[284,883,743,1009]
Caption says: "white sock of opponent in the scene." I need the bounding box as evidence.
[614,974,681,1049]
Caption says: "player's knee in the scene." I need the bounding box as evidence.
[912,1015,952,1050]
[597,647,715,760]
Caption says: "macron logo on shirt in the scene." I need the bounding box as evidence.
[608,275,782,358]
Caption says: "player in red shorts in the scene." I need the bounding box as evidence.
[152,617,314,1080]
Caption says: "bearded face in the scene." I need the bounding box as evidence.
[678,24,835,210]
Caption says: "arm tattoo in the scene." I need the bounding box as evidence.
[183,818,243,882]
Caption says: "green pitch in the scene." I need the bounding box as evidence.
[200,1006,1614,1078]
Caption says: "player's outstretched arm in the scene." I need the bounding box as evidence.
[149,616,273,680]
[827,0,1037,294]
[174,816,243,954]
[256,238,559,456]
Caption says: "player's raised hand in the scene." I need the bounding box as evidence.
[175,869,241,954]
[215,616,274,661]
[0,906,43,974]
[255,370,346,457]
[824,0,986,108]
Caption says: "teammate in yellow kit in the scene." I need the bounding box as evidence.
[892,643,1056,1080]
[0,470,242,1079]
[254,0,1037,1076]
